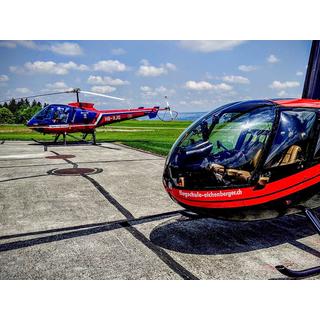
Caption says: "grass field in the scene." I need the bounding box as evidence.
[0,120,192,156]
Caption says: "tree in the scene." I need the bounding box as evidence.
[16,104,42,123]
[0,107,15,124]
[0,99,43,124]
[8,99,16,112]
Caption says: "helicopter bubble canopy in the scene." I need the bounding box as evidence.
[163,99,318,192]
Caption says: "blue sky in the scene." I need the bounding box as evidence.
[0,40,311,112]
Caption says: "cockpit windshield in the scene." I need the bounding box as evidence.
[33,105,72,123]
[34,106,54,120]
[167,105,275,189]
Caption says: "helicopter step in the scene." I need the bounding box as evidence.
[276,206,320,278]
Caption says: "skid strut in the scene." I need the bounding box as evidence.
[276,207,320,278]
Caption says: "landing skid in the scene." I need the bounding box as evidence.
[276,206,320,278]
[32,131,98,146]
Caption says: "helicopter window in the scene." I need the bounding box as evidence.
[173,106,275,187]
[264,110,316,169]
[34,106,55,120]
[52,106,72,123]
[207,108,274,171]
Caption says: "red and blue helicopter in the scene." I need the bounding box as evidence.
[1,88,175,144]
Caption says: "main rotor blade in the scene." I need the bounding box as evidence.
[80,90,125,101]
[0,89,75,104]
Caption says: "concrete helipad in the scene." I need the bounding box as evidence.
[0,141,319,279]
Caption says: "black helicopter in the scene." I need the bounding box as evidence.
[163,40,320,278]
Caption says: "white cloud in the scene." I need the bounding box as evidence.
[45,81,70,90]
[185,81,212,90]
[50,42,83,56]
[0,75,9,82]
[0,41,17,48]
[190,100,207,106]
[296,71,304,76]
[137,60,176,77]
[15,87,31,94]
[0,41,83,56]
[155,86,175,95]
[269,80,300,90]
[165,63,177,71]
[267,54,279,64]
[185,80,232,91]
[155,86,168,93]
[111,48,126,55]
[140,59,149,65]
[91,85,116,94]
[179,40,246,53]
[17,41,39,49]
[10,61,89,75]
[140,86,152,92]
[222,75,250,84]
[140,85,175,97]
[277,90,288,97]
[238,65,258,72]
[87,75,129,86]
[138,65,167,77]
[141,90,157,97]
[93,60,127,73]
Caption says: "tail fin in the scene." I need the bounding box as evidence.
[148,106,160,119]
[302,40,320,99]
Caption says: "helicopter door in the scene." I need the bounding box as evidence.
[73,109,96,124]
[52,106,72,124]
[261,109,317,183]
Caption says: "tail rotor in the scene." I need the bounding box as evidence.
[159,96,178,121]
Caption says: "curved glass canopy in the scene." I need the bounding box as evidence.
[164,101,317,190]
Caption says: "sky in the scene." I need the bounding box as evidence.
[0,40,311,112]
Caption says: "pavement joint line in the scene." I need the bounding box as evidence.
[0,158,163,169]
[0,173,49,183]
[36,149,199,279]
[0,163,73,169]
[268,213,320,259]
[93,144,122,151]
[82,174,199,280]
[288,239,320,258]
[0,222,125,253]
[50,150,78,168]
[0,210,183,241]
[0,157,46,162]
[0,211,183,253]
[110,142,165,159]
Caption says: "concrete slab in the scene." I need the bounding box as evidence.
[0,141,319,279]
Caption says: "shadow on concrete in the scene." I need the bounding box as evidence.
[0,210,182,252]
[28,141,121,150]
[150,214,319,255]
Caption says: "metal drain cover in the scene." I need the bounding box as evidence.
[48,167,102,176]
[46,155,76,159]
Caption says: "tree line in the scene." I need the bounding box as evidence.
[0,99,48,124]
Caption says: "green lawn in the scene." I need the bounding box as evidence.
[0,120,192,156]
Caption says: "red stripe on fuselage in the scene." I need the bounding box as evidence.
[167,163,320,208]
